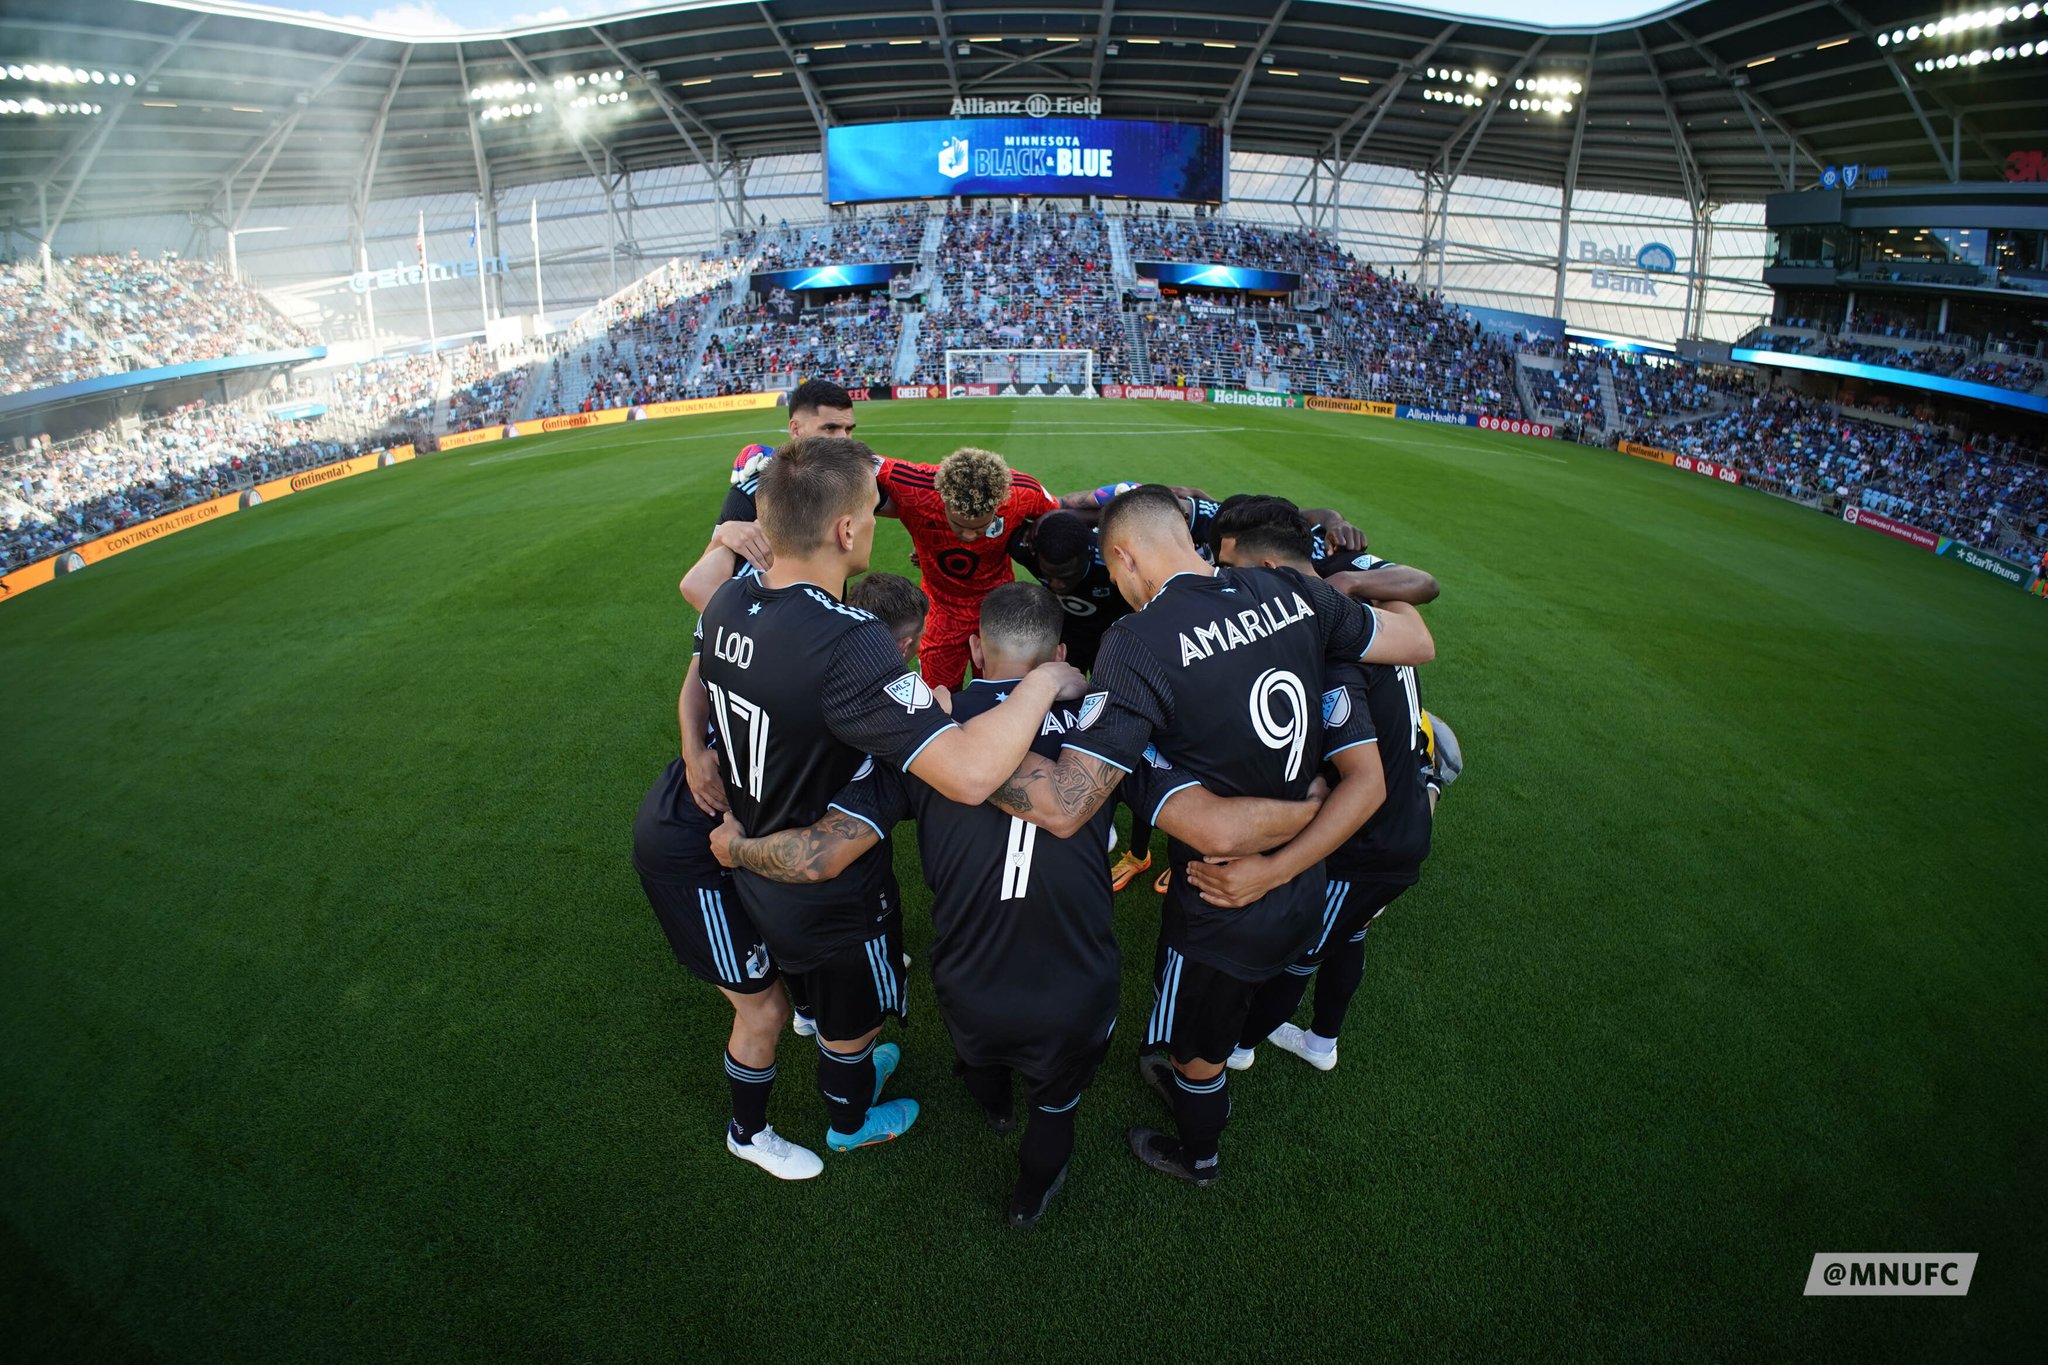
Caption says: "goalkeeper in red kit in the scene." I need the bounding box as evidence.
[875,447,1099,689]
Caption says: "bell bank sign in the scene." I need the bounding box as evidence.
[1578,240,1682,297]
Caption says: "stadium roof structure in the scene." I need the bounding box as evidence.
[2,0,2043,237]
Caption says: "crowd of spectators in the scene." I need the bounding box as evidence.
[534,250,743,416]
[754,207,928,269]
[697,298,902,396]
[1,263,103,395]
[913,205,1124,384]
[1651,393,2048,561]
[1954,355,2045,391]
[2,400,379,572]
[65,252,308,366]
[3,252,308,397]
[1124,210,1316,273]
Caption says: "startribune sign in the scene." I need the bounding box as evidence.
[950,94,1102,118]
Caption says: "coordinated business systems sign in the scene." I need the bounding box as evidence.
[826,118,1225,204]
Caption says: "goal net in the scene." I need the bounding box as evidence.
[943,348,1096,398]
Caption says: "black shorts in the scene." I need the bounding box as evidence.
[632,759,778,993]
[637,871,779,994]
[956,1030,1112,1110]
[1285,877,1410,975]
[632,757,727,887]
[787,918,908,1043]
[1144,947,1261,1066]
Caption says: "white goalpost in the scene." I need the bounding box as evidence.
[943,348,1097,398]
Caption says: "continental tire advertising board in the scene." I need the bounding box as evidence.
[2,444,413,606]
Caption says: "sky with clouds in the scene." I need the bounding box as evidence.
[241,1,1675,38]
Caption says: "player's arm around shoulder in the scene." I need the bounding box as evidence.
[711,808,880,883]
[989,748,1128,841]
[1302,568,1434,667]
[1183,744,1387,909]
[905,661,1089,806]
[1361,600,1435,666]
[1325,561,1441,606]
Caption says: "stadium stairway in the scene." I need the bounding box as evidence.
[1595,365,1623,440]
[1107,217,1135,289]
[1124,310,1153,384]
[894,312,923,383]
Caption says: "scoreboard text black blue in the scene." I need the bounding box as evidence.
[826,118,1226,204]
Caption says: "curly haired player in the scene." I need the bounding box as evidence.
[873,446,1099,690]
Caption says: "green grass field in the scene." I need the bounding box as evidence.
[2,399,2043,1361]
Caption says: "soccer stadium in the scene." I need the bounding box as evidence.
[2,0,2044,1355]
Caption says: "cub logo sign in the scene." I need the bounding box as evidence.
[938,137,970,179]
[884,673,935,713]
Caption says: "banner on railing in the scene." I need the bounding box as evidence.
[439,426,505,450]
[891,385,948,400]
[1618,440,1678,465]
[1306,396,1395,417]
[1395,405,1475,427]
[1840,504,1937,551]
[2,445,414,606]
[1673,454,1743,486]
[1206,388,1301,409]
[1940,541,2032,587]
[1476,415,1556,439]
[1102,384,1206,402]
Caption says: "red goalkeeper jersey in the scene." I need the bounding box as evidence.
[876,457,1058,611]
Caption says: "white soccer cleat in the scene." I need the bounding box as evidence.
[727,1125,824,1180]
[1226,1046,1257,1071]
[791,1012,817,1038]
[1267,1023,1338,1072]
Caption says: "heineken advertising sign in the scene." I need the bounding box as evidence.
[1206,388,1301,409]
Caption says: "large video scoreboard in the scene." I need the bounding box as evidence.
[826,118,1226,204]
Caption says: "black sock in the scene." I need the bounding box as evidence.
[724,1050,775,1143]
[956,1061,1012,1120]
[1129,815,1154,862]
[1310,927,1369,1040]
[1171,1071,1228,1172]
[817,1038,876,1135]
[1017,1096,1078,1198]
[1238,970,1312,1050]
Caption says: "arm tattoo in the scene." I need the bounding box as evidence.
[989,753,1123,829]
[729,808,878,884]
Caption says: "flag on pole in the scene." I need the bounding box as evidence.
[530,198,545,329]
[415,211,427,267]
[472,197,489,327]
[468,202,479,250]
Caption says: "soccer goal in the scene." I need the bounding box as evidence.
[943,348,1096,398]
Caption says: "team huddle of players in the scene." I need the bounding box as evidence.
[635,380,1460,1229]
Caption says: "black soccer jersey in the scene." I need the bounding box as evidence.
[697,575,958,970]
[1327,660,1433,885]
[1076,565,1379,978]
[1007,523,1129,670]
[831,679,1121,1077]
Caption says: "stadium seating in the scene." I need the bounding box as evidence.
[1,252,306,397]
[2,399,380,571]
[10,204,2045,575]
